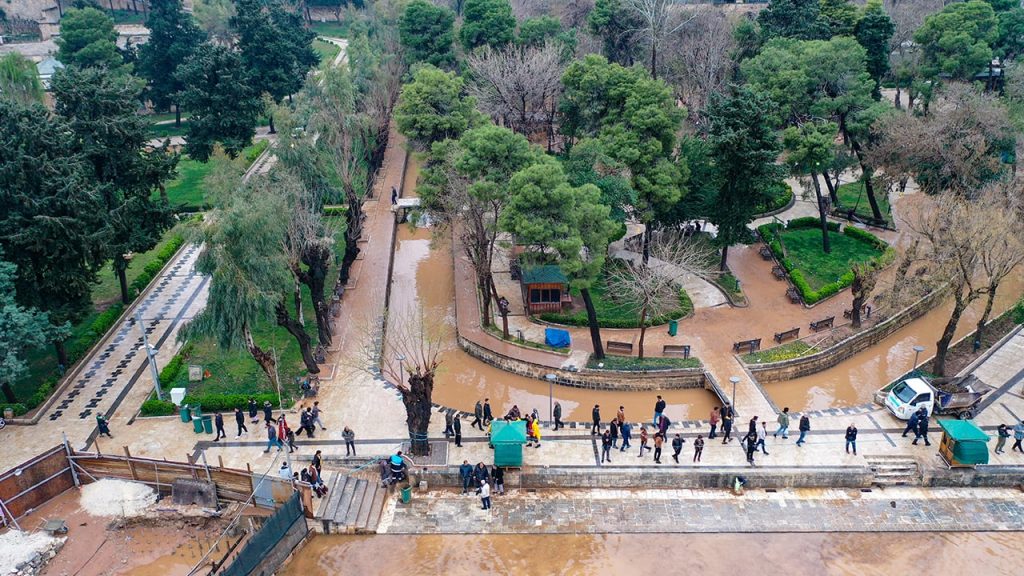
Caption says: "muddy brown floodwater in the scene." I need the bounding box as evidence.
[389,224,719,422]
[283,532,1024,576]
[767,273,1024,411]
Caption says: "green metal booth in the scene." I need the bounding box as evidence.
[937,419,990,467]
[491,420,527,467]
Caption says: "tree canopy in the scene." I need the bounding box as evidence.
[137,0,206,116]
[399,0,456,67]
[459,0,516,51]
[395,64,480,150]
[56,7,123,70]
[757,0,829,41]
[913,0,998,80]
[855,0,896,99]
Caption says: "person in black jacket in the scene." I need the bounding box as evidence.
[472,400,484,430]
[483,398,493,425]
[601,430,613,463]
[671,434,684,463]
[459,460,473,493]
[609,418,619,448]
[845,424,858,454]
[748,415,759,438]
[796,414,811,446]
[453,415,463,447]
[492,465,505,495]
[234,407,247,438]
[248,398,259,425]
[913,412,931,446]
[591,404,601,435]
[262,401,276,424]
[553,402,563,430]
[474,462,490,486]
[653,395,667,426]
[902,409,922,438]
[213,412,226,441]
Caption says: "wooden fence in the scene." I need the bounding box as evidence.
[0,445,76,528]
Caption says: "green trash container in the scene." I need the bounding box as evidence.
[192,416,203,434]
[179,404,191,423]
[400,486,412,503]
[668,319,678,337]
[191,404,202,419]
[201,414,213,434]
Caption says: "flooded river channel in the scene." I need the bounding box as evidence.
[283,532,1024,575]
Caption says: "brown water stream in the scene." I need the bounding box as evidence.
[282,532,1024,575]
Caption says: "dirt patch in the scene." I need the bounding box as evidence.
[944,312,1020,378]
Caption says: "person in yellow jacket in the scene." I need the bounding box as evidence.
[531,417,542,448]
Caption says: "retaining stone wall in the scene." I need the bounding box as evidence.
[923,465,1024,488]
[747,287,947,382]
[458,335,707,391]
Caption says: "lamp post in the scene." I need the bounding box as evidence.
[136,310,163,401]
[545,373,556,424]
[397,354,406,386]
[912,345,926,372]
[729,376,740,411]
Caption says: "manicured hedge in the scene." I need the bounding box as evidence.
[244,140,269,164]
[843,225,888,251]
[0,403,28,416]
[130,235,185,296]
[785,216,840,231]
[158,343,193,386]
[754,182,794,215]
[139,391,282,417]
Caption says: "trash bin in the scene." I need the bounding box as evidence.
[668,319,678,337]
[192,416,203,434]
[179,404,191,423]
[190,404,202,419]
[400,486,412,503]
[201,415,213,434]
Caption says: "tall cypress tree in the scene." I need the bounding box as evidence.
[137,0,206,126]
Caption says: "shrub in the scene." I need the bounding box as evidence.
[88,303,126,340]
[245,140,269,164]
[843,225,887,251]
[130,235,185,296]
[181,392,281,413]
[1013,297,1024,325]
[755,182,793,214]
[742,341,814,364]
[786,216,840,231]
[0,403,28,416]
[158,343,193,386]
[26,378,57,410]
[140,399,176,416]
[323,205,347,217]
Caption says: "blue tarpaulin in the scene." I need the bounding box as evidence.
[545,328,571,348]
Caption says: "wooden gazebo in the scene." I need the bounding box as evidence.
[520,265,569,314]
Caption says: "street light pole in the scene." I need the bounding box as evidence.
[545,373,556,424]
[912,345,926,373]
[136,310,163,401]
[729,376,740,412]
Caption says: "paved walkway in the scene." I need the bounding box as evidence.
[383,487,1024,534]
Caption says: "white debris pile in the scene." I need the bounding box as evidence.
[0,530,64,576]
[80,478,158,518]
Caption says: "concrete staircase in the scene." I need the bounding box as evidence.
[314,471,388,534]
[865,455,920,487]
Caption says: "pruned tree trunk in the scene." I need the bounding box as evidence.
[850,263,878,330]
[894,82,902,109]
[294,281,304,327]
[811,173,831,254]
[642,226,652,265]
[298,244,332,346]
[478,273,493,327]
[974,280,1000,346]
[114,255,131,304]
[276,301,320,374]
[2,382,17,404]
[637,306,648,359]
[719,244,729,272]
[244,323,278,390]
[933,284,968,376]
[174,104,182,128]
[821,171,838,205]
[400,372,434,456]
[580,287,604,359]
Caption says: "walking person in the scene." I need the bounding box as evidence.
[902,409,922,438]
[774,407,790,439]
[453,415,463,447]
[553,402,563,430]
[796,414,811,446]
[234,407,248,438]
[472,400,484,431]
[671,434,684,463]
[248,397,259,425]
[96,414,113,439]
[479,478,492,510]
[638,426,649,457]
[756,421,769,455]
[444,411,454,438]
[312,450,323,475]
[263,422,281,453]
[721,406,734,444]
[693,435,704,463]
[653,395,666,426]
[1013,421,1024,453]
[492,465,505,495]
[343,426,356,456]
[658,414,670,437]
[483,398,493,425]
[531,417,542,448]
[609,418,619,448]
[616,406,626,425]
[601,430,613,463]
[744,431,757,466]
[591,404,601,435]
[285,425,297,453]
[262,401,276,424]
[995,424,1010,454]
[709,407,720,439]
[296,408,311,438]
[311,401,327,430]
[653,432,664,464]
[747,415,758,439]
[460,460,474,494]
[620,421,632,452]
[213,411,226,441]
[913,411,931,446]
[845,424,858,455]
[391,185,398,205]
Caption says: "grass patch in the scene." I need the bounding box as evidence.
[586,355,702,371]
[778,228,882,291]
[835,180,892,225]
[149,120,190,139]
[314,39,341,70]
[715,272,748,305]
[539,264,693,328]
[163,142,268,210]
[483,325,570,355]
[742,341,814,364]
[311,21,352,38]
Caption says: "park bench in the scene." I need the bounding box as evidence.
[809,316,835,332]
[772,265,786,280]
[606,341,634,356]
[843,304,872,319]
[774,327,800,344]
[733,338,761,354]
[786,288,802,304]
[663,344,691,359]
[759,245,773,261]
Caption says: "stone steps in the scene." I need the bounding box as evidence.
[313,471,387,534]
[864,455,920,487]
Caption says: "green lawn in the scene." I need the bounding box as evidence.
[539,264,693,328]
[586,355,702,371]
[149,120,190,139]
[777,228,884,291]
[835,180,891,224]
[314,39,341,71]
[311,21,351,38]
[164,157,215,210]
[10,223,191,405]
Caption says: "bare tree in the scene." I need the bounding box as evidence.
[283,176,338,347]
[466,42,566,148]
[355,305,447,456]
[623,0,696,78]
[850,261,880,329]
[972,181,1024,343]
[661,8,737,121]
[607,231,716,358]
[884,0,944,109]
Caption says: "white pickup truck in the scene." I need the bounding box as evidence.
[884,376,992,420]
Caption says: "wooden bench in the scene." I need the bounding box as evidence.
[809,316,835,332]
[606,341,633,355]
[663,344,691,359]
[786,288,802,304]
[759,245,773,261]
[843,304,872,319]
[774,327,800,344]
[733,338,761,354]
[772,265,786,280]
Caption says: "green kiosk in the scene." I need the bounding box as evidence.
[491,420,527,467]
[937,419,990,467]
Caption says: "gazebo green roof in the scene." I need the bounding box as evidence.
[521,265,567,285]
[490,420,527,443]
[938,419,990,442]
